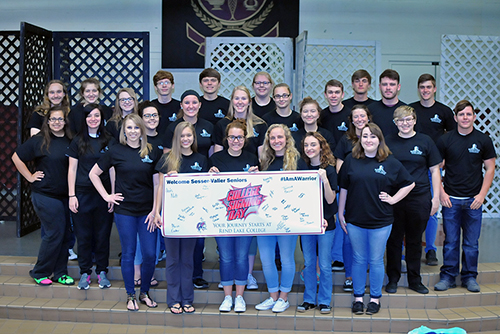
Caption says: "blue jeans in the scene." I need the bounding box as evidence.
[425,170,438,253]
[257,235,298,293]
[114,213,157,294]
[347,224,392,299]
[192,238,205,279]
[215,236,252,286]
[301,230,334,305]
[134,231,161,266]
[440,197,482,283]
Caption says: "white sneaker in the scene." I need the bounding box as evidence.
[272,298,290,313]
[68,249,78,261]
[219,295,232,312]
[255,297,276,310]
[246,274,258,290]
[218,282,223,289]
[234,295,246,313]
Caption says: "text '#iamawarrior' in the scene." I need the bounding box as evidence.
[279,176,317,182]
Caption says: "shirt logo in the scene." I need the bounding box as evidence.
[468,144,480,153]
[253,127,259,137]
[158,145,164,150]
[141,155,153,163]
[337,122,348,132]
[374,165,387,175]
[200,129,211,137]
[430,114,442,123]
[169,113,177,122]
[410,146,423,155]
[191,162,202,171]
[243,164,251,172]
[214,109,225,118]
[100,146,109,154]
[289,123,299,132]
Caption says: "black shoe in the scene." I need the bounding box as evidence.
[408,282,429,294]
[331,261,344,271]
[351,301,364,315]
[193,278,209,289]
[297,302,316,313]
[365,301,380,315]
[426,250,438,266]
[385,281,397,293]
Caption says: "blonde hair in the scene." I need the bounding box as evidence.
[226,85,265,139]
[119,114,151,158]
[162,122,197,172]
[260,124,299,171]
[393,105,416,122]
[111,88,139,125]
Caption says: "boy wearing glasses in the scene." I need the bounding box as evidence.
[262,83,301,132]
[151,70,180,135]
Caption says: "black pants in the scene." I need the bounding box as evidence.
[386,191,431,285]
[72,188,113,275]
[165,237,196,307]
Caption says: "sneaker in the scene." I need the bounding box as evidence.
[234,295,246,313]
[98,271,111,289]
[297,301,315,313]
[218,282,223,289]
[365,301,380,315]
[33,277,52,286]
[246,274,258,290]
[434,279,456,291]
[272,298,289,313]
[193,278,209,289]
[401,259,407,273]
[426,249,438,266]
[351,301,364,315]
[158,250,166,262]
[331,261,344,271]
[68,249,78,261]
[219,295,232,312]
[77,273,91,290]
[255,297,276,310]
[408,282,429,294]
[56,274,75,286]
[385,281,398,293]
[462,279,480,292]
[343,279,353,292]
[318,304,331,314]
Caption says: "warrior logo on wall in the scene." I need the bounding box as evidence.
[162,0,299,68]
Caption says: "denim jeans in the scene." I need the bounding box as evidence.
[425,170,438,253]
[301,230,334,305]
[257,235,298,293]
[440,197,482,283]
[347,224,392,299]
[215,236,253,286]
[134,231,161,266]
[331,193,353,277]
[192,238,205,279]
[114,213,157,294]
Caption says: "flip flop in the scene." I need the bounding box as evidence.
[150,278,159,287]
[134,278,141,287]
[183,304,195,313]
[170,304,183,314]
[139,292,158,308]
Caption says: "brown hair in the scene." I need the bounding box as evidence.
[153,70,174,85]
[346,104,372,143]
[301,132,336,168]
[352,123,391,162]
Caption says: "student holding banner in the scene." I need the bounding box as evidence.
[256,124,306,313]
[209,119,259,313]
[154,121,209,314]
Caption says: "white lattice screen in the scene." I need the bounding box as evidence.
[301,39,381,108]
[205,37,293,100]
[440,34,500,217]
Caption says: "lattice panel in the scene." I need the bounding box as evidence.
[304,41,380,108]
[206,37,293,101]
[54,32,150,105]
[440,35,500,217]
[294,31,307,109]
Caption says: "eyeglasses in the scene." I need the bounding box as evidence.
[119,97,134,103]
[395,117,415,124]
[273,93,290,100]
[228,135,244,142]
[157,81,171,86]
[254,81,271,86]
[48,117,65,123]
[143,114,159,119]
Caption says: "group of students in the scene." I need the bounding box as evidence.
[12,66,495,316]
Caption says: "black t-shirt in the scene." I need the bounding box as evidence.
[209,150,259,172]
[163,118,214,157]
[27,112,45,132]
[369,100,407,137]
[339,154,413,229]
[292,127,336,155]
[264,155,308,171]
[333,135,355,161]
[151,98,181,136]
[304,163,338,228]
[437,129,496,197]
[342,97,375,112]
[67,135,115,191]
[147,133,164,152]
[156,152,209,174]
[97,144,161,216]
[199,96,230,126]
[16,134,71,198]
[213,118,267,155]
[409,101,456,143]
[68,103,113,136]
[105,119,122,141]
[385,133,442,195]
[261,110,301,132]
[252,97,276,118]
[319,106,350,144]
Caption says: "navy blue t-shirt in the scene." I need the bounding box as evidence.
[368,100,406,138]
[209,150,259,172]
[163,118,214,157]
[319,106,349,144]
[262,110,301,132]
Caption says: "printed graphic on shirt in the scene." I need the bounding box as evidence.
[142,155,153,163]
[214,110,225,118]
[468,144,480,153]
[253,127,259,137]
[290,123,299,132]
[410,146,423,155]
[430,114,442,123]
[200,129,211,137]
[374,165,387,175]
[169,113,177,122]
[191,161,202,171]
[337,122,348,132]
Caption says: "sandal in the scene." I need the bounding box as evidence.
[127,294,139,312]
[55,275,75,285]
[134,278,141,287]
[139,292,158,308]
[183,304,195,313]
[150,278,159,287]
[170,303,183,314]
[33,277,52,286]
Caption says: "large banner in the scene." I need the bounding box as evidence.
[160,171,324,237]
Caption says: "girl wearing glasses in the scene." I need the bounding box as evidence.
[105,88,139,140]
[251,72,276,118]
[209,119,259,313]
[12,107,74,286]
